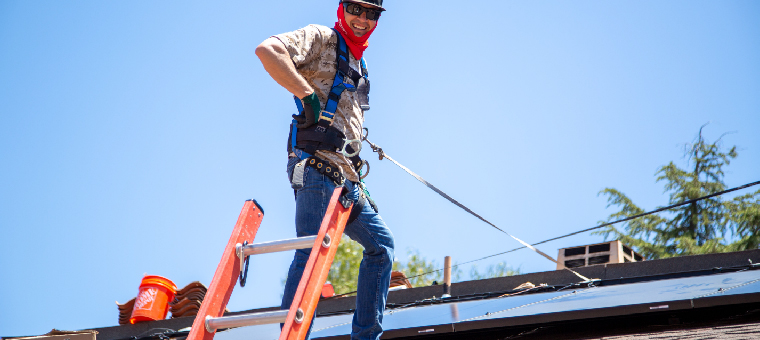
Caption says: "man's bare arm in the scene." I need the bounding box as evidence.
[255,37,313,99]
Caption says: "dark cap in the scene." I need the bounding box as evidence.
[341,0,385,11]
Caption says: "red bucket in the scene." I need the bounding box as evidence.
[130,275,177,324]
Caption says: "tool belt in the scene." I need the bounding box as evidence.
[306,156,346,186]
[290,156,346,189]
[290,155,377,225]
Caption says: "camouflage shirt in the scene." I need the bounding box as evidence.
[274,24,366,182]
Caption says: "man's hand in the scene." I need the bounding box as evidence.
[292,92,321,128]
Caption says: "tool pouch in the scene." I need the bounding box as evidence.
[290,158,308,190]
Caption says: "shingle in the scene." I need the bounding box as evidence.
[578,322,760,340]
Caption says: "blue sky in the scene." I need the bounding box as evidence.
[1,0,759,336]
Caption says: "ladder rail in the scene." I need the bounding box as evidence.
[279,187,352,340]
[186,200,264,340]
[187,188,352,340]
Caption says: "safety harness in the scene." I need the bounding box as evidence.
[287,29,376,222]
[287,28,370,185]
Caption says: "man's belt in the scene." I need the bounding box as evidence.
[305,156,345,185]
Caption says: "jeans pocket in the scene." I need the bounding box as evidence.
[289,157,313,190]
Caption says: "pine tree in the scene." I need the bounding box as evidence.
[596,126,760,259]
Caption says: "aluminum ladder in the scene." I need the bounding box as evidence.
[186,187,353,340]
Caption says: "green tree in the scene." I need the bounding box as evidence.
[392,249,451,287]
[326,237,365,295]
[469,262,520,280]
[596,127,760,259]
[326,240,449,293]
[324,238,520,294]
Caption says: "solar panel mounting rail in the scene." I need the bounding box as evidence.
[185,187,352,340]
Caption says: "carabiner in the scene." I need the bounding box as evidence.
[339,138,362,158]
[359,160,370,179]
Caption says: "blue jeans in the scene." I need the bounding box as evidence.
[282,157,395,340]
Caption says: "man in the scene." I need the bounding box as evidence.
[255,1,394,340]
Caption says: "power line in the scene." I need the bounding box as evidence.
[328,179,760,297]
[364,133,759,281]
[513,179,760,250]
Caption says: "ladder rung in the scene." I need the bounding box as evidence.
[205,310,289,332]
[242,235,319,256]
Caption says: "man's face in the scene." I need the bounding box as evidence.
[343,1,380,37]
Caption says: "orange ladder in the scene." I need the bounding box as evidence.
[186,187,352,340]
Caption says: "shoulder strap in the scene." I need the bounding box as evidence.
[360,58,368,78]
[319,29,354,126]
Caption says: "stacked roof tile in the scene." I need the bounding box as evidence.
[116,281,210,324]
[389,271,413,289]
[115,298,135,325]
[169,281,207,318]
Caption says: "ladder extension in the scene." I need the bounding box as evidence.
[186,187,352,340]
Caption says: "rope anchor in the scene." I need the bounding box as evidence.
[362,128,384,160]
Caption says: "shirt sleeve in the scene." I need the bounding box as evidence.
[273,25,326,68]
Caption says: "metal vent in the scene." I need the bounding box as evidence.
[589,243,611,253]
[564,259,586,268]
[588,255,610,265]
[565,247,586,256]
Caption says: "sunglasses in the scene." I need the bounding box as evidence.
[343,2,382,21]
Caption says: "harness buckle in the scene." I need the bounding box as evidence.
[338,138,362,158]
[319,111,335,123]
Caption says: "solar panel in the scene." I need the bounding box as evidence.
[215,269,760,340]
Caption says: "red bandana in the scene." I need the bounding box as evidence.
[334,3,377,60]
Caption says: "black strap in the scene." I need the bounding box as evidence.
[292,123,363,171]
[337,58,363,86]
[296,128,345,147]
[347,195,365,225]
[305,156,346,186]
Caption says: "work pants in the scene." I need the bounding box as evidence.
[282,156,395,340]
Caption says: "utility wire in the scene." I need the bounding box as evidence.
[528,179,760,247]
[350,136,760,297]
[363,130,759,293]
[386,179,760,287]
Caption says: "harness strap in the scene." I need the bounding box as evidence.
[321,29,353,121]
[337,58,363,86]
[288,29,368,173]
[296,129,345,148]
[360,58,368,77]
[347,194,365,225]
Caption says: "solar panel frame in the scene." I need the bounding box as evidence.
[214,269,760,340]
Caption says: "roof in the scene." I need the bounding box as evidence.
[216,264,760,339]
[38,249,760,340]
